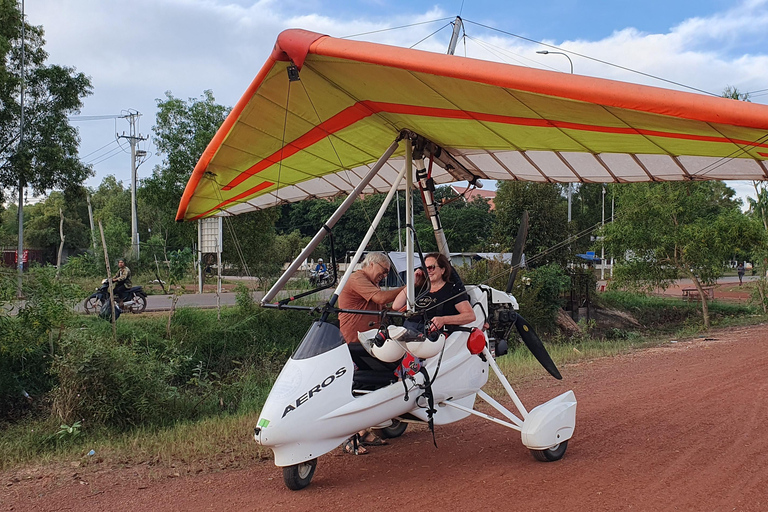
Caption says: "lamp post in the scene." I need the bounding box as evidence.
[536,50,573,74]
[538,50,575,224]
[601,184,606,280]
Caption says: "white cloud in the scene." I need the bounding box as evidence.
[20,0,768,209]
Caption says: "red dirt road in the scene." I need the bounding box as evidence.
[4,321,768,511]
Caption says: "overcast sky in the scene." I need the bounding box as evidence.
[22,0,768,205]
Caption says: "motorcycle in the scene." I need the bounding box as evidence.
[83,278,148,314]
[309,269,334,287]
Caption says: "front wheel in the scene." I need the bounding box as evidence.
[83,296,101,314]
[127,295,147,314]
[374,418,408,439]
[530,440,568,462]
[282,458,317,491]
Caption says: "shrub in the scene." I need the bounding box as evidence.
[50,329,183,428]
[515,264,570,334]
[1,266,82,421]
[60,253,103,279]
[46,307,315,430]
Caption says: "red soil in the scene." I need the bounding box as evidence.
[4,319,768,511]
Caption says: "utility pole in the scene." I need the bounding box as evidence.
[16,0,26,297]
[86,194,97,252]
[117,110,148,260]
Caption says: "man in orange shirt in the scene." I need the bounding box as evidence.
[338,252,404,344]
[337,252,404,455]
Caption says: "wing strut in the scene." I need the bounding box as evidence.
[261,135,402,304]
[328,139,412,308]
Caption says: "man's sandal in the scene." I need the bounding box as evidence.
[360,431,388,446]
[343,436,368,455]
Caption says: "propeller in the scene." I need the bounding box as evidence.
[514,314,562,380]
[503,210,562,380]
[505,210,529,294]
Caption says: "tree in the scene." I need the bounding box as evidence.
[90,175,131,261]
[603,181,764,327]
[140,90,230,250]
[222,208,281,284]
[722,86,750,102]
[0,1,92,198]
[492,181,569,265]
[22,190,90,262]
[417,187,495,253]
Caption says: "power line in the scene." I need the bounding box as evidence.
[462,19,720,97]
[68,114,123,121]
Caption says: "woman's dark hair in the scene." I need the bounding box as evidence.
[425,252,453,282]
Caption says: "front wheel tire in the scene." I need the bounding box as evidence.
[374,418,408,439]
[282,458,317,490]
[530,440,568,462]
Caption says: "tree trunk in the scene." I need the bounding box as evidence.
[56,208,65,279]
[690,277,710,328]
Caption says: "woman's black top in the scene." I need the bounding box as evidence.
[414,280,469,333]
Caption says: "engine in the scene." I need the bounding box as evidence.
[475,285,520,358]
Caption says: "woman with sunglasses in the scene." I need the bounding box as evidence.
[393,253,475,333]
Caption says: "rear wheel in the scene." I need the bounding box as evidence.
[374,418,408,439]
[282,458,317,490]
[530,440,568,462]
[83,297,100,314]
[128,295,147,314]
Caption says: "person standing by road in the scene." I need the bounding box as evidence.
[737,263,745,286]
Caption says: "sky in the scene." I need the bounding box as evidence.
[21,0,768,206]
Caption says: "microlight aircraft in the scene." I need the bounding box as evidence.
[177,27,768,490]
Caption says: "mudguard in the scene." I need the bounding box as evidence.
[520,390,576,450]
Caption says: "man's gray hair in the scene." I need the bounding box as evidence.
[362,252,390,269]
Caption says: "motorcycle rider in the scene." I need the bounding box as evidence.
[315,258,327,274]
[112,259,132,301]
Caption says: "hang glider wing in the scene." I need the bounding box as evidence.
[177,29,768,221]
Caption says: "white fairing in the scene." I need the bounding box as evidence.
[482,285,520,309]
[254,285,577,467]
[520,390,577,450]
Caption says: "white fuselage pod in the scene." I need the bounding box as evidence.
[255,293,491,466]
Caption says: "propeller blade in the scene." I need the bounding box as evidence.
[514,314,562,380]
[505,210,529,293]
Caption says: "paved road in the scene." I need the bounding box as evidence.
[61,273,768,316]
[145,290,252,311]
[144,288,335,312]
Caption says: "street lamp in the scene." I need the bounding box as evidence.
[538,50,575,223]
[536,50,574,74]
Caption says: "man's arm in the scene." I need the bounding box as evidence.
[369,286,403,306]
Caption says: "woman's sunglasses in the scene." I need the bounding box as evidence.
[426,264,438,271]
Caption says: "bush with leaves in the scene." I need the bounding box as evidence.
[46,306,314,430]
[514,264,570,334]
[168,248,194,282]
[59,252,103,279]
[457,260,569,334]
[50,328,183,428]
[1,266,83,420]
